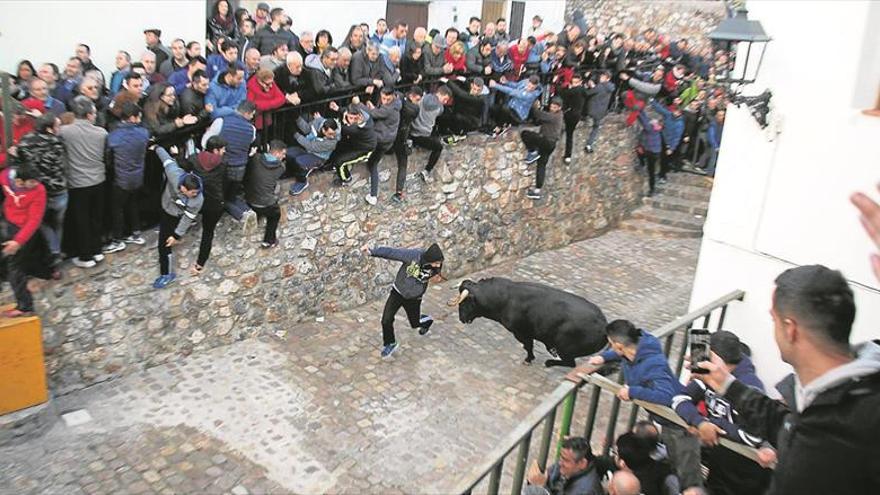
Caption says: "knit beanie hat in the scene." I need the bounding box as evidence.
[420,243,444,264]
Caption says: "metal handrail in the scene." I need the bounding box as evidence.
[454,289,748,495]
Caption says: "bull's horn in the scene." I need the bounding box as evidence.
[446,289,470,307]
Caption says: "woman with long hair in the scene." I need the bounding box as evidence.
[13,60,36,99]
[143,83,195,137]
[207,0,238,50]
[315,30,334,55]
[341,25,366,54]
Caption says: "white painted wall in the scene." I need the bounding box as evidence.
[0,1,205,79]
[689,0,880,388]
[427,0,483,35]
[520,0,566,38]
[238,0,387,46]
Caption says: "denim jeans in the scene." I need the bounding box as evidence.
[40,191,68,255]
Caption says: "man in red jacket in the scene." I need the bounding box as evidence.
[0,165,47,317]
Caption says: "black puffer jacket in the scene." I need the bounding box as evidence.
[724,340,880,495]
[15,131,67,194]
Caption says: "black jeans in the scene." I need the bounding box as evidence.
[2,222,34,312]
[662,147,679,176]
[252,204,280,243]
[563,111,580,158]
[381,288,422,346]
[392,134,409,194]
[158,211,179,275]
[111,185,141,240]
[366,141,393,197]
[68,182,105,260]
[644,151,660,192]
[521,130,557,189]
[490,104,524,127]
[196,207,223,267]
[410,135,443,172]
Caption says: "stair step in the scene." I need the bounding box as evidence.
[618,218,703,239]
[656,183,712,202]
[643,195,708,216]
[631,206,706,230]
[665,172,715,189]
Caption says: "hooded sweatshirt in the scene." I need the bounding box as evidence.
[187,151,225,211]
[367,97,402,145]
[294,116,340,160]
[410,93,443,138]
[245,153,285,208]
[368,243,443,300]
[156,146,203,239]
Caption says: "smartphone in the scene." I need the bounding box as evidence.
[690,328,711,374]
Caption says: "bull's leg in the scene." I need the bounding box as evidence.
[544,356,577,368]
[520,337,535,364]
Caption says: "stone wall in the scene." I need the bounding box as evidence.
[33,116,646,395]
[565,0,727,46]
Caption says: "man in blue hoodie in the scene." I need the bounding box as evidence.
[584,319,704,491]
[361,243,444,358]
[672,331,774,495]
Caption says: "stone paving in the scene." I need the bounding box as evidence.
[0,229,700,494]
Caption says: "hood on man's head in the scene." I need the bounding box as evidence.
[420,243,444,264]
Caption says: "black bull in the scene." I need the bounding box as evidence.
[448,277,608,367]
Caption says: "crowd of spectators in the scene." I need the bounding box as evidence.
[0,3,733,306]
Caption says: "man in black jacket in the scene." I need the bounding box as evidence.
[302,48,340,102]
[253,8,300,55]
[327,104,377,184]
[179,70,212,126]
[559,72,588,163]
[439,76,488,137]
[185,136,226,275]
[697,265,880,495]
[583,71,615,154]
[521,98,563,200]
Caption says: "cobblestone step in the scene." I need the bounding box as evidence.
[631,206,706,230]
[618,218,703,239]
[665,172,715,189]
[657,183,712,202]
[643,195,709,216]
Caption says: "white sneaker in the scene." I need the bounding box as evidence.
[564,157,572,164]
[419,170,433,183]
[123,234,146,245]
[72,257,97,268]
[242,209,258,233]
[102,240,126,254]
[93,253,105,262]
[364,194,378,206]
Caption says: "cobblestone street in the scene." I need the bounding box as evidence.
[1,229,701,494]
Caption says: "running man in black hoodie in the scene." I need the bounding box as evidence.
[186,136,227,275]
[361,242,444,358]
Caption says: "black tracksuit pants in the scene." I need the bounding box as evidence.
[411,135,443,172]
[521,130,557,189]
[563,111,580,159]
[381,288,423,346]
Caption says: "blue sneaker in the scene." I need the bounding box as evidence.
[418,315,434,336]
[152,273,177,289]
[524,151,541,164]
[289,181,309,196]
[381,342,399,358]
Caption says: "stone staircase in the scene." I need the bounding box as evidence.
[619,173,714,238]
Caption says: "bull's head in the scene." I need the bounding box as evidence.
[447,279,480,324]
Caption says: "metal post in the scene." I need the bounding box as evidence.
[602,373,625,456]
[487,460,504,495]
[1,72,14,152]
[555,389,577,459]
[717,304,729,330]
[510,431,532,495]
[582,385,601,443]
[538,407,557,468]
[627,403,640,431]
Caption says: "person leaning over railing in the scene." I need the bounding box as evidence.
[286,112,340,195]
[579,320,705,492]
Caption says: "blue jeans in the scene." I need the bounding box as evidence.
[40,191,68,255]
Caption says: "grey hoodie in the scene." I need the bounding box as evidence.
[410,93,444,138]
[367,98,402,145]
[794,340,880,412]
[156,147,204,239]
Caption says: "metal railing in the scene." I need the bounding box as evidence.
[455,289,747,495]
